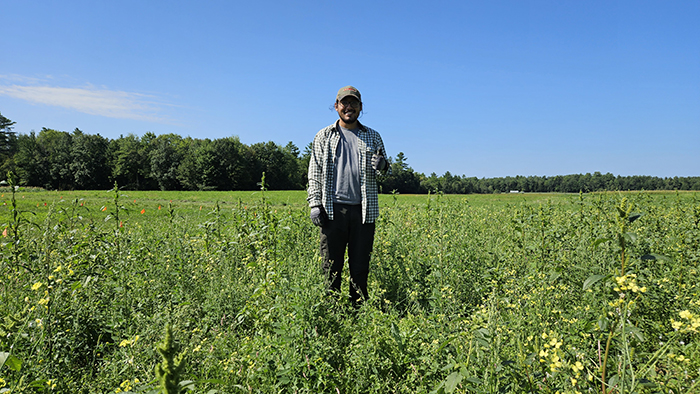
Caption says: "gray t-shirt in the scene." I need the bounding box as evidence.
[333,125,362,205]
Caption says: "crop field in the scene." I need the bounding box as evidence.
[1,186,699,393]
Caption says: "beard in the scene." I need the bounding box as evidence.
[339,108,359,124]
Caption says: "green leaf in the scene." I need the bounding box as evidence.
[608,374,620,388]
[391,323,402,342]
[625,326,645,342]
[436,337,455,353]
[548,271,561,282]
[391,322,405,352]
[628,213,642,223]
[28,379,48,388]
[475,338,489,348]
[476,328,490,338]
[624,232,637,242]
[592,238,612,249]
[583,274,607,290]
[444,371,463,393]
[179,380,195,390]
[429,380,445,394]
[0,353,21,372]
[641,254,671,262]
[639,379,657,388]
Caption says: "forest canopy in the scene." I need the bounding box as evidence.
[1,114,698,193]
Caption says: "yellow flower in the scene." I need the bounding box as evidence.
[118,380,133,391]
[119,335,139,347]
[679,310,693,320]
[671,320,683,330]
[32,282,42,291]
[692,319,700,330]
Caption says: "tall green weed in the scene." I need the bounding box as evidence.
[0,189,698,393]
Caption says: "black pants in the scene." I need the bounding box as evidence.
[319,203,376,303]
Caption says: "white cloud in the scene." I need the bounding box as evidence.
[0,80,174,123]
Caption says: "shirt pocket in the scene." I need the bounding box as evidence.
[363,138,378,156]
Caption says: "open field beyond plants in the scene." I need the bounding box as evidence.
[1,187,699,393]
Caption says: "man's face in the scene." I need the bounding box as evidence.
[335,97,362,125]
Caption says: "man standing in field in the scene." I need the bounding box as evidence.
[307,86,389,307]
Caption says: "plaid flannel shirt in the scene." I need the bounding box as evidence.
[307,121,388,224]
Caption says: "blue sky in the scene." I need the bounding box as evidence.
[1,1,698,178]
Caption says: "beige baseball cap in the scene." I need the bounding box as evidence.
[336,86,361,102]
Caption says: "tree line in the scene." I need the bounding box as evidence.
[1,113,306,191]
[382,152,700,193]
[1,112,699,193]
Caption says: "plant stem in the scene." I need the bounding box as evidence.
[601,325,614,394]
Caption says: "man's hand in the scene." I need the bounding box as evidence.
[372,150,387,171]
[310,206,328,227]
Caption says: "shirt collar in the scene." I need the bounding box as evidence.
[334,120,366,133]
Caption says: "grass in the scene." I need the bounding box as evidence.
[1,187,699,393]
[5,188,690,218]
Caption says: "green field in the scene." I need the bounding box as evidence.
[1,188,699,393]
[0,188,585,210]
